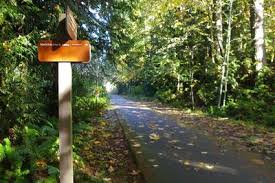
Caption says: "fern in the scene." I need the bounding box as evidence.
[3,138,13,158]
[0,144,5,161]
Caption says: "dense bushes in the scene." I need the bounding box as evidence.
[0,1,60,182]
[117,72,275,127]
[0,2,110,182]
[0,120,59,183]
[73,95,109,123]
[0,78,109,183]
[72,71,110,123]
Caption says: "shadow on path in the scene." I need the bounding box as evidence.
[111,95,275,183]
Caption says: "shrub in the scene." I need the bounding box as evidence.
[73,96,109,123]
[155,89,176,103]
[207,106,227,117]
[263,105,275,126]
[130,85,144,96]
[0,118,60,183]
[0,138,30,183]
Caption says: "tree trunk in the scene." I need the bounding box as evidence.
[216,0,224,108]
[254,0,266,71]
[190,47,195,110]
[209,0,216,64]
[223,0,234,107]
[216,0,224,57]
[249,0,255,62]
[177,73,181,92]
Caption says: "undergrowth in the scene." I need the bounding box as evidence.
[0,81,110,182]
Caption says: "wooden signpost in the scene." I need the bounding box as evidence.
[38,6,90,183]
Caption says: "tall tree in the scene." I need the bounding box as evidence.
[249,0,255,62]
[254,0,266,71]
[217,0,224,107]
[222,0,234,107]
[216,0,224,57]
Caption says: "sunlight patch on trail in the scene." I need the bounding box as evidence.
[112,104,151,111]
[181,160,238,175]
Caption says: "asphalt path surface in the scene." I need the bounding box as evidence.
[111,95,275,183]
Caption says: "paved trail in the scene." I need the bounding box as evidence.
[111,95,275,183]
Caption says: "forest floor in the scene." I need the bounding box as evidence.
[74,110,143,183]
[111,95,275,183]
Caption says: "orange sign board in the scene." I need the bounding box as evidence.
[38,40,91,63]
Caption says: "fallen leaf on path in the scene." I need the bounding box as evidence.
[103,178,111,182]
[149,124,159,129]
[130,170,140,176]
[149,133,160,141]
[250,159,265,165]
[163,133,171,138]
[168,139,179,144]
[100,121,107,126]
[173,146,183,150]
[108,166,114,173]
[133,143,141,147]
[148,159,156,162]
[94,141,101,145]
[247,136,264,145]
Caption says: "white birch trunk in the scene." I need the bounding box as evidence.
[254,0,266,71]
[217,0,224,108]
[216,0,224,56]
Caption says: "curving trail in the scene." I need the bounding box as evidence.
[111,95,275,183]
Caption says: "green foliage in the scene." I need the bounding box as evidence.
[263,105,275,126]
[0,119,60,182]
[0,0,111,181]
[73,71,110,123]
[36,176,58,183]
[208,106,227,117]
[75,170,106,183]
[0,144,5,161]
[155,89,176,103]
[110,0,275,127]
[73,96,109,123]
[130,85,144,96]
[0,0,59,137]
[47,166,59,178]
[0,138,30,183]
